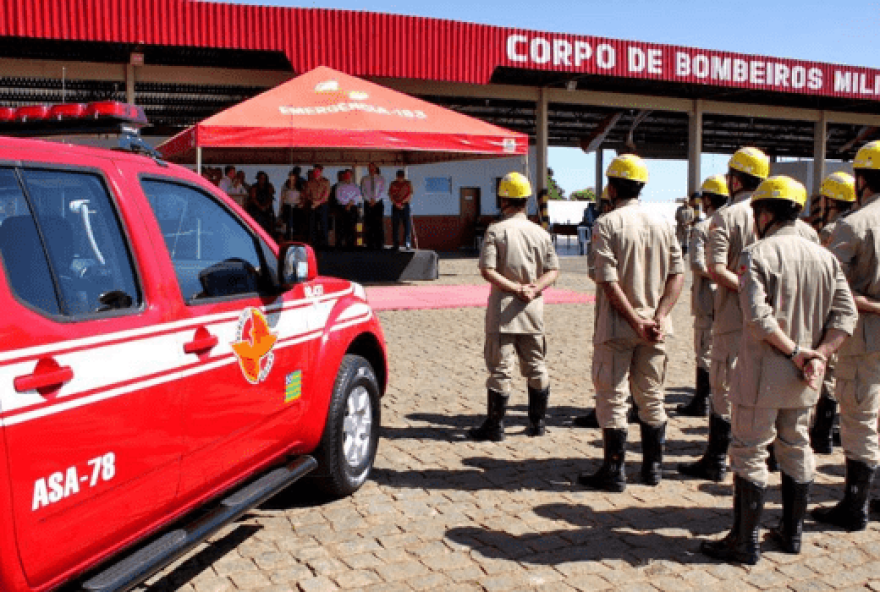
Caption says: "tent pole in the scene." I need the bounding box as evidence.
[196,147,202,174]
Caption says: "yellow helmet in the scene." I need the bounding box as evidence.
[729,147,770,180]
[700,174,729,197]
[820,171,856,203]
[606,154,649,183]
[853,140,880,170]
[498,171,532,199]
[752,175,808,209]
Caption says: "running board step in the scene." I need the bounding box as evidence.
[82,455,317,592]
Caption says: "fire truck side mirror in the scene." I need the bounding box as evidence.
[279,243,317,287]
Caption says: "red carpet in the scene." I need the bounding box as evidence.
[366,285,595,311]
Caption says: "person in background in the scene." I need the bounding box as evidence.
[227,170,249,208]
[304,165,331,249]
[361,162,387,249]
[678,175,729,417]
[291,166,306,192]
[469,172,559,442]
[246,171,276,237]
[700,176,855,565]
[217,165,236,194]
[280,169,304,241]
[578,154,684,492]
[809,172,857,454]
[812,142,880,532]
[335,170,363,249]
[675,196,696,255]
[389,169,414,250]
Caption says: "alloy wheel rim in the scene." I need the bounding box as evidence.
[342,385,372,468]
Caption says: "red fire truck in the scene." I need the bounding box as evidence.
[0,102,387,591]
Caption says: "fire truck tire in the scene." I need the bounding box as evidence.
[311,354,381,497]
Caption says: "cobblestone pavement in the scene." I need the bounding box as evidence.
[137,255,880,592]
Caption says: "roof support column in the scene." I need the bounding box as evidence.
[125,63,136,104]
[595,149,604,198]
[812,111,828,196]
[536,88,549,193]
[688,99,703,196]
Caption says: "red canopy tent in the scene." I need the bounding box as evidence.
[158,66,528,167]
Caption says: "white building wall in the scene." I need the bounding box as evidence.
[770,160,853,195]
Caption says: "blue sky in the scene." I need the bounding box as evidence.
[211,0,880,200]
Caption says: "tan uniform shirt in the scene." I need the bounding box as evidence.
[675,205,695,244]
[732,225,857,409]
[304,176,331,206]
[479,212,559,334]
[708,192,818,336]
[690,217,715,329]
[592,200,685,344]
[828,193,880,357]
[820,219,838,246]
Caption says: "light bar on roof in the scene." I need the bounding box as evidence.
[0,101,149,137]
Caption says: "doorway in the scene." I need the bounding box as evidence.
[459,187,481,249]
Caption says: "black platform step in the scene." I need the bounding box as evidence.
[82,455,317,592]
[316,248,438,282]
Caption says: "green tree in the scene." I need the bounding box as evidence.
[546,168,566,200]
[570,188,596,201]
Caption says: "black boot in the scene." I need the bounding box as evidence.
[468,389,509,442]
[768,473,811,554]
[678,414,731,482]
[810,393,837,454]
[677,367,711,417]
[702,475,766,565]
[526,386,550,437]
[573,409,599,428]
[627,398,640,424]
[767,444,779,473]
[640,420,666,486]
[578,428,627,492]
[812,458,875,531]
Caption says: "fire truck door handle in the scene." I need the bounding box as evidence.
[14,366,74,393]
[184,334,219,354]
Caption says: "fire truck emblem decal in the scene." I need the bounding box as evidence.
[231,307,278,384]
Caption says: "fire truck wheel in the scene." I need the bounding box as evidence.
[311,354,381,497]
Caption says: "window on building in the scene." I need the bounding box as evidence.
[424,177,452,194]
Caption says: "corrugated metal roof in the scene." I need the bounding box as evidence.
[3,0,880,102]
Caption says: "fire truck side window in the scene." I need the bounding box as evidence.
[140,179,270,302]
[0,167,141,317]
[0,167,60,314]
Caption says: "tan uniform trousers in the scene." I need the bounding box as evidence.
[835,351,880,466]
[730,404,814,487]
[710,331,740,421]
[694,324,712,371]
[593,337,668,429]
[484,333,549,394]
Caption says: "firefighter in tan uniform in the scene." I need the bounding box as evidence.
[700,176,857,565]
[678,175,728,417]
[675,197,696,255]
[679,147,771,482]
[469,172,560,442]
[578,154,685,492]
[680,148,819,482]
[810,172,857,454]
[575,189,640,428]
[812,142,880,531]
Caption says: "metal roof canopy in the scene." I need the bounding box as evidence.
[3,1,880,179]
